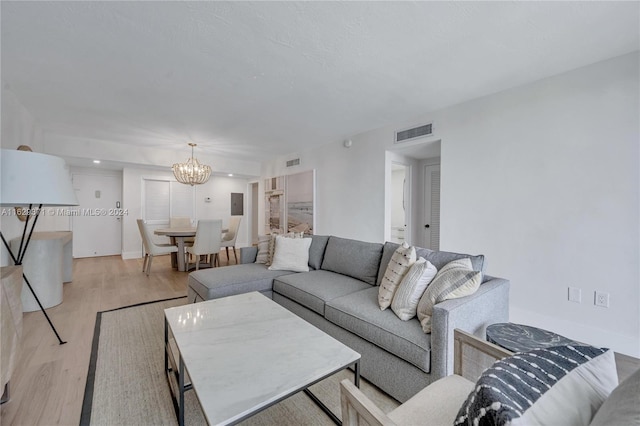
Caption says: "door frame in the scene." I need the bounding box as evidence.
[71,169,123,257]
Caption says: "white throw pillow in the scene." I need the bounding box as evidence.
[268,235,312,272]
[391,258,438,321]
[378,242,416,310]
[416,258,481,333]
[266,231,303,265]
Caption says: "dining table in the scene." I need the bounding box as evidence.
[154,227,195,272]
[154,226,228,272]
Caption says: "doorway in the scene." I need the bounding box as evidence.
[390,162,410,244]
[72,172,123,258]
[249,182,259,245]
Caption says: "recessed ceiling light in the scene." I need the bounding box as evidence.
[93,160,101,164]
[228,173,233,177]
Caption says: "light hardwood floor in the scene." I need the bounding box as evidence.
[1,251,237,426]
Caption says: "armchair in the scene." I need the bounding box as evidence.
[340,329,511,426]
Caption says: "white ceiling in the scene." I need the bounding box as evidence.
[2,1,638,163]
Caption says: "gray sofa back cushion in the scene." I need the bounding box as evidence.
[376,242,485,286]
[321,236,383,285]
[307,235,330,270]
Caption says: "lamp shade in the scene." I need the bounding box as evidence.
[1,149,78,206]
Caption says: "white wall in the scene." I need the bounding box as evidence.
[121,166,250,259]
[261,53,639,356]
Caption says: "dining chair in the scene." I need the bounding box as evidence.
[186,219,223,271]
[221,216,241,264]
[170,216,195,245]
[136,219,179,275]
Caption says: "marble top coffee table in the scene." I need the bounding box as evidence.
[164,292,361,425]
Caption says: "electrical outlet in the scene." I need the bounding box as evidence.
[568,287,581,303]
[594,291,610,308]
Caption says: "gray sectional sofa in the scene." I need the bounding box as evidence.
[187,235,510,403]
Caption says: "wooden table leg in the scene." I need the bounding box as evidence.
[170,237,177,269]
[176,237,186,272]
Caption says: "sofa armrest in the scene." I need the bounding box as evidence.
[430,276,510,380]
[239,246,258,264]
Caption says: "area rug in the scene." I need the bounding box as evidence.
[80,297,398,425]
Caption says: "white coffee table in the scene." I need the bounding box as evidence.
[164,292,361,425]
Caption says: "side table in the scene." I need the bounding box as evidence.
[486,322,582,353]
[10,231,73,312]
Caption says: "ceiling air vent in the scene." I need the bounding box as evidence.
[395,123,433,144]
[286,158,300,167]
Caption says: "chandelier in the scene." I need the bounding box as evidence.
[172,143,212,185]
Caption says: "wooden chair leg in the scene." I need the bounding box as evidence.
[225,246,229,262]
[232,246,238,264]
[142,254,148,273]
[146,255,153,276]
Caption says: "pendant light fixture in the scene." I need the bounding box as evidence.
[172,143,212,186]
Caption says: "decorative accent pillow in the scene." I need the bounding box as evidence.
[255,235,270,264]
[391,257,438,321]
[268,235,312,272]
[378,242,416,310]
[455,345,618,426]
[266,232,303,266]
[416,258,481,333]
[589,364,640,426]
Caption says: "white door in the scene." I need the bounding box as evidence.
[423,165,441,250]
[72,173,123,258]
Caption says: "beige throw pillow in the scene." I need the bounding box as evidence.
[255,235,270,264]
[417,258,482,333]
[378,242,416,310]
[391,258,438,321]
[268,235,312,272]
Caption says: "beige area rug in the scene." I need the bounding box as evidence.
[81,297,399,425]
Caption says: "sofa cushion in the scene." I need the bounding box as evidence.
[255,235,270,264]
[417,258,482,333]
[268,235,312,272]
[325,286,431,373]
[455,345,618,426]
[376,242,485,286]
[321,236,383,285]
[391,258,438,321]
[307,235,330,270]
[273,270,371,316]
[378,242,416,310]
[188,263,296,300]
[589,366,640,426]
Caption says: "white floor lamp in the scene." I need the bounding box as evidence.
[0,149,78,345]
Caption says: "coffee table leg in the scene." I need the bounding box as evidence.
[354,360,360,388]
[179,354,185,426]
[164,318,168,373]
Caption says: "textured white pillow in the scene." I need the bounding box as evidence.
[417,258,481,333]
[268,235,312,272]
[378,242,416,310]
[266,231,303,265]
[391,258,438,321]
[255,235,270,264]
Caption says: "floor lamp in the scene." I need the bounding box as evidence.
[0,149,78,345]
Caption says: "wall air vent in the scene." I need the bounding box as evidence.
[395,123,433,144]
[286,158,300,167]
